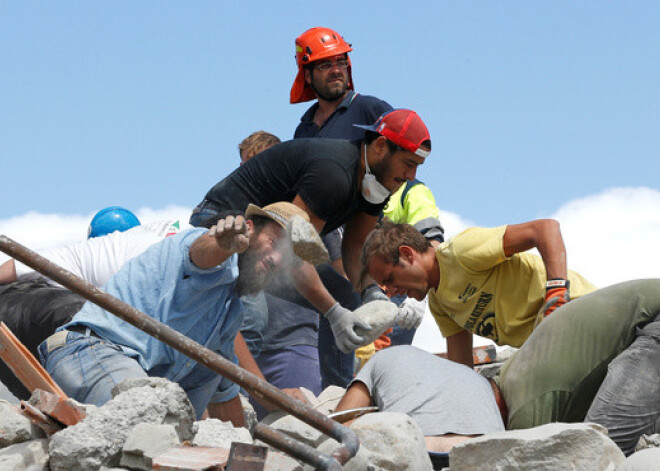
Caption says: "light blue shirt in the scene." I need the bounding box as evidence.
[63,228,243,414]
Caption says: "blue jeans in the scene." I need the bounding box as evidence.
[38,331,147,407]
[585,314,660,456]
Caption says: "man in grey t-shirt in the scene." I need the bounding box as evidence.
[335,345,505,452]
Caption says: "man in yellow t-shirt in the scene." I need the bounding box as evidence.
[361,219,596,367]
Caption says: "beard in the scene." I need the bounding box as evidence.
[236,250,269,296]
[311,71,348,102]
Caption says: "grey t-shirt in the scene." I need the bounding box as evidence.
[352,346,504,436]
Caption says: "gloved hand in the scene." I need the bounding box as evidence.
[324,303,372,354]
[543,279,570,317]
[397,297,426,330]
[361,284,389,304]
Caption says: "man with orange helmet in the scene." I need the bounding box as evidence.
[291,27,391,140]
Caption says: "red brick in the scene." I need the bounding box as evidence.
[29,389,86,426]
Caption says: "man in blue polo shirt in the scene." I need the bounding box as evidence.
[291,26,392,140]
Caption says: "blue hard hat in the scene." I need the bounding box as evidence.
[87,206,141,239]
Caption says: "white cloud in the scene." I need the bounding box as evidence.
[1,188,658,355]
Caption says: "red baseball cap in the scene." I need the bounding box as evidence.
[354,109,431,158]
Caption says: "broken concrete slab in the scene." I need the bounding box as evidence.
[0,401,42,447]
[191,419,252,449]
[151,446,229,471]
[264,450,304,471]
[0,438,49,471]
[298,388,320,410]
[616,448,660,470]
[310,412,432,471]
[48,378,197,471]
[261,414,326,448]
[448,422,625,471]
[314,385,346,415]
[120,423,180,470]
[353,300,399,347]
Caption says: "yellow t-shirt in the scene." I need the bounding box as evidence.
[428,226,597,347]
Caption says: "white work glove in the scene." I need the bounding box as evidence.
[361,284,389,304]
[324,303,372,354]
[397,297,426,330]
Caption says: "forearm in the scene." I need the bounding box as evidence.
[189,230,234,269]
[206,395,245,427]
[446,331,474,368]
[503,219,567,280]
[291,262,336,313]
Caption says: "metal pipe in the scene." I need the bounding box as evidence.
[253,423,342,471]
[0,235,359,469]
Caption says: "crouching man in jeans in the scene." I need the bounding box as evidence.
[39,202,308,426]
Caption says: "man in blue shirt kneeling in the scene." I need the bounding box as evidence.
[39,202,308,426]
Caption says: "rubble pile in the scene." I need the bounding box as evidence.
[0,379,655,470]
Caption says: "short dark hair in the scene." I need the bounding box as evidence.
[361,220,431,269]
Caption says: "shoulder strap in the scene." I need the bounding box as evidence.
[400,178,423,206]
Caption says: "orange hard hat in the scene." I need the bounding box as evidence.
[290,27,354,104]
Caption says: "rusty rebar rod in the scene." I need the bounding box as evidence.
[0,235,358,469]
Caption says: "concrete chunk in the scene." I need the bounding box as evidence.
[191,419,252,449]
[152,446,229,471]
[48,378,197,471]
[28,389,86,426]
[287,215,329,266]
[353,301,399,346]
[0,439,49,470]
[310,412,432,471]
[120,423,180,470]
[448,422,625,471]
[636,433,660,451]
[0,402,42,447]
[314,386,346,415]
[617,448,660,471]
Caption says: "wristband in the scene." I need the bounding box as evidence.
[546,279,570,291]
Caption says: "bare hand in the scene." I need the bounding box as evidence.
[209,215,249,254]
[282,388,311,405]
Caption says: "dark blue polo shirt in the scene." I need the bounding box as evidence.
[294,91,392,140]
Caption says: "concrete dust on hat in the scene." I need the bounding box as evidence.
[353,300,399,346]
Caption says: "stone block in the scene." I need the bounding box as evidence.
[0,439,49,470]
[617,448,660,470]
[448,422,625,471]
[120,423,180,470]
[151,446,229,470]
[48,378,197,471]
[191,419,252,449]
[309,412,432,471]
[288,215,329,266]
[0,401,42,447]
[353,301,399,346]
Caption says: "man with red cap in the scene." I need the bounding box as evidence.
[190,109,432,355]
[291,27,391,140]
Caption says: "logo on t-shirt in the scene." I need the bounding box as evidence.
[464,292,498,343]
[458,283,478,303]
[475,312,499,343]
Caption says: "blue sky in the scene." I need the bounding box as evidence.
[1,2,659,227]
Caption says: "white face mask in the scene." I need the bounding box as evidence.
[360,143,391,204]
